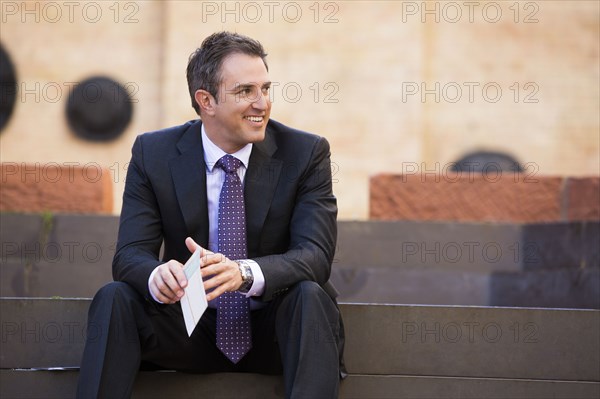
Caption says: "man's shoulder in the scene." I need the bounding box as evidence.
[267,119,325,147]
[137,119,201,144]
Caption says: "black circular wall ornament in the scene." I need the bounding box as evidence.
[0,43,18,133]
[451,151,524,173]
[66,76,133,142]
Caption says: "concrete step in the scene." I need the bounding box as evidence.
[330,266,600,308]
[0,213,116,297]
[335,220,599,272]
[2,214,598,308]
[1,299,598,382]
[1,369,599,399]
[333,221,600,308]
[3,215,597,276]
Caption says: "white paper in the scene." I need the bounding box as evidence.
[180,248,208,337]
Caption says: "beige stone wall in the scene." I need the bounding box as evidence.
[1,1,598,219]
[0,1,164,214]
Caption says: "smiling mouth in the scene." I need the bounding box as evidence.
[244,116,264,123]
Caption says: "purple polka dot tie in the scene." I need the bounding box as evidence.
[215,155,252,363]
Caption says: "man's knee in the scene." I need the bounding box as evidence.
[282,281,337,315]
[289,280,328,298]
[92,281,141,310]
[95,281,135,297]
[277,281,340,345]
[88,282,145,342]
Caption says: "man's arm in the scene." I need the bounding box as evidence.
[112,135,162,297]
[114,133,248,304]
[253,136,337,301]
[112,135,188,302]
[192,135,337,303]
[114,134,238,304]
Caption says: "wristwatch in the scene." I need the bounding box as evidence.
[237,260,254,294]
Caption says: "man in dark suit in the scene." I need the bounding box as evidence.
[77,32,344,398]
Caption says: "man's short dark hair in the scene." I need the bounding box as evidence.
[186,32,268,115]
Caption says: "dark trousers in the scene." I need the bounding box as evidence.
[76,281,343,399]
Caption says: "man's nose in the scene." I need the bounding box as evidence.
[252,90,269,110]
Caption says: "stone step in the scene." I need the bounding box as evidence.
[3,215,597,275]
[0,213,116,297]
[1,299,598,382]
[2,214,599,308]
[333,219,600,307]
[1,369,599,399]
[336,220,599,272]
[330,266,600,308]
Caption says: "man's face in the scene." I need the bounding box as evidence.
[202,53,271,153]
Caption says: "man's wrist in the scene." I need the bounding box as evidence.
[236,260,254,294]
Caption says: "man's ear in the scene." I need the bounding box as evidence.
[195,89,216,116]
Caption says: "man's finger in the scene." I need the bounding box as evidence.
[154,273,180,300]
[200,262,221,279]
[205,281,228,302]
[168,261,188,289]
[158,264,185,297]
[185,237,215,258]
[150,278,177,303]
[185,237,201,254]
[200,252,227,268]
[202,270,225,291]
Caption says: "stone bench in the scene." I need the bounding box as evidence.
[0,298,598,398]
[1,214,599,308]
[332,220,599,308]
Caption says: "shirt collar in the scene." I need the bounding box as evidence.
[201,124,252,172]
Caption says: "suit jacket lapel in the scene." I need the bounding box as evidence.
[169,121,210,247]
[245,127,282,252]
[168,121,281,252]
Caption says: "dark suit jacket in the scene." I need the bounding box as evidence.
[112,118,339,303]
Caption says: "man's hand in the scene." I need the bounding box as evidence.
[184,237,242,301]
[149,237,205,304]
[201,252,243,301]
[149,260,188,304]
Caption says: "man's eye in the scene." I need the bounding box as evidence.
[262,87,270,94]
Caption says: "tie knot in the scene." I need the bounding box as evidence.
[217,154,242,174]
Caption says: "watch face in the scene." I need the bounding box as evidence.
[243,265,252,282]
[238,264,252,294]
[239,263,249,282]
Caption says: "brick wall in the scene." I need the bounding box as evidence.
[370,174,600,222]
[0,163,113,214]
